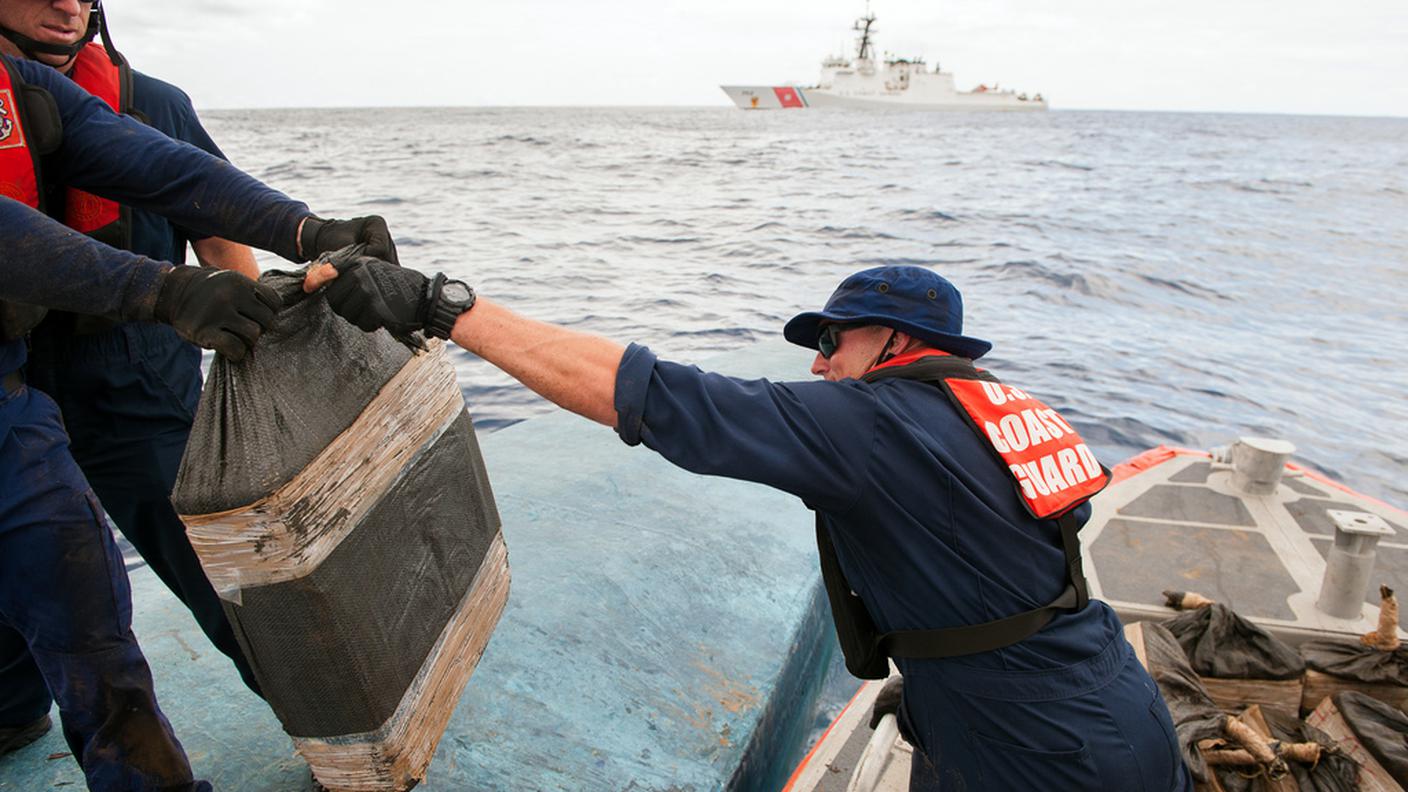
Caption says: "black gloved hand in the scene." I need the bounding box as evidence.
[868,676,904,731]
[299,215,399,265]
[322,253,430,336]
[154,267,281,362]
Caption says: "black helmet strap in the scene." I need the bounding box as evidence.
[0,2,106,64]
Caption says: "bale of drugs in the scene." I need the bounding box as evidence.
[1163,604,1305,720]
[171,267,509,791]
[1305,694,1406,792]
[1124,621,1228,790]
[1127,623,1359,792]
[1301,587,1408,716]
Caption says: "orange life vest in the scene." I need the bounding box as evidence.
[0,44,132,247]
[869,349,1110,519]
[63,43,131,248]
[0,58,43,210]
[818,349,1111,677]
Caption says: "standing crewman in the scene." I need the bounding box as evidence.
[0,0,265,713]
[310,259,1192,791]
[0,49,398,789]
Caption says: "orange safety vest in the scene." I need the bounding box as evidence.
[877,350,1110,518]
[0,47,134,340]
[63,43,131,248]
[0,44,132,247]
[818,348,1111,678]
[0,57,43,210]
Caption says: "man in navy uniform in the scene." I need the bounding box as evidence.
[0,0,265,724]
[311,259,1192,791]
[0,47,397,789]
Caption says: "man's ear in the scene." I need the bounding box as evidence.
[889,331,917,355]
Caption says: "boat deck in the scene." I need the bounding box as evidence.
[1088,447,1408,643]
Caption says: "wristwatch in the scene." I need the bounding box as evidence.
[424,273,476,340]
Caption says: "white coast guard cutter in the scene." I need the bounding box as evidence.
[722,11,1046,112]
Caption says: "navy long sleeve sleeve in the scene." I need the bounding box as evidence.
[1,197,169,321]
[614,343,872,514]
[7,56,309,261]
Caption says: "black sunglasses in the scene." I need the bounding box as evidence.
[817,324,855,359]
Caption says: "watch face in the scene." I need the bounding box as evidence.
[442,282,472,304]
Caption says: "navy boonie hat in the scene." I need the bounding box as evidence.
[784,266,992,360]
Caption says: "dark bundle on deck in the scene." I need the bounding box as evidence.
[1300,586,1408,716]
[1164,603,1306,721]
[1164,604,1305,681]
[171,265,510,791]
[1333,692,1408,786]
[1132,621,1228,782]
[1302,640,1408,686]
[1210,708,1359,792]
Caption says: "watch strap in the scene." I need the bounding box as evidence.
[424,273,474,339]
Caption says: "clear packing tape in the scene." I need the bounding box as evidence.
[179,344,465,605]
[171,267,509,791]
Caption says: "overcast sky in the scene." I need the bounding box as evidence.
[110,0,1407,116]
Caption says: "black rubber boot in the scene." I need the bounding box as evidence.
[0,713,51,755]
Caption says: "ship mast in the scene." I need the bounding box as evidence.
[853,6,877,61]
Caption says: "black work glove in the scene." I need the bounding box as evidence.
[299,215,399,265]
[868,676,904,730]
[154,267,281,362]
[322,252,430,337]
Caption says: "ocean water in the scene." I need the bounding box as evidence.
[206,107,1408,508]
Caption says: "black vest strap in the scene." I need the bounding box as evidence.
[816,519,890,679]
[875,512,1087,660]
[815,354,1095,670]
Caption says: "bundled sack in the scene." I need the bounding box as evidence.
[1301,587,1408,716]
[1164,603,1305,719]
[171,267,509,791]
[1209,708,1359,792]
[1333,692,1408,786]
[1303,640,1408,688]
[1164,604,1305,681]
[1127,621,1227,783]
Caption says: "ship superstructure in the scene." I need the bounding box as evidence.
[722,11,1045,111]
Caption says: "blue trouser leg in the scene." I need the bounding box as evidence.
[900,634,1192,792]
[25,322,260,696]
[0,625,52,726]
[0,381,207,791]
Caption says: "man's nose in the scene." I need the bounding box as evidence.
[810,352,828,377]
[52,0,83,17]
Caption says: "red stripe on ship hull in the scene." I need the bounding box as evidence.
[773,86,805,108]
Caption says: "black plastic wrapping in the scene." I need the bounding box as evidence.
[171,269,502,740]
[171,269,413,514]
[1138,621,1227,783]
[1212,709,1360,792]
[1302,639,1408,686]
[1335,691,1408,785]
[1163,604,1305,680]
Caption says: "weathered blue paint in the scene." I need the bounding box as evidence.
[0,341,840,791]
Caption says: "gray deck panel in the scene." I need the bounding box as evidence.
[1090,518,1298,619]
[1167,462,1213,484]
[1117,484,1256,527]
[1287,498,1403,538]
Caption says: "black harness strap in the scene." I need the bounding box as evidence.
[816,518,890,679]
[875,512,1086,660]
[811,355,1096,668]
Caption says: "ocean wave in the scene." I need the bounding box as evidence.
[208,106,1408,507]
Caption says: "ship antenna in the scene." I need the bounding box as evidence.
[853,4,877,61]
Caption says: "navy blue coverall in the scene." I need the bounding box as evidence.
[4,70,262,725]
[612,344,1192,791]
[0,54,307,790]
